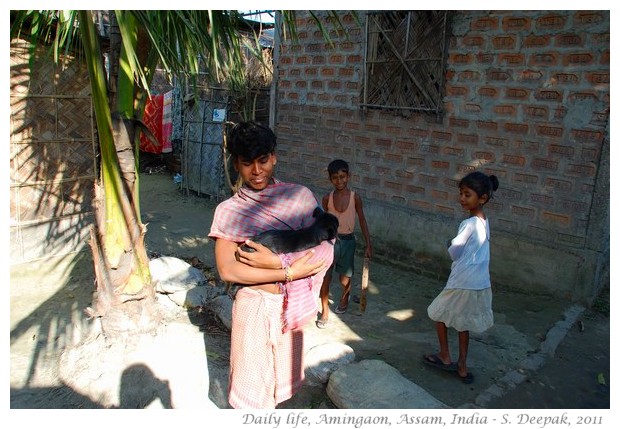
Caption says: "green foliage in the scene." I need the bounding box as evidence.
[10,8,354,297]
[11,10,350,100]
[11,10,82,66]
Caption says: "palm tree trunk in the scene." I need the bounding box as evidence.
[79,10,158,336]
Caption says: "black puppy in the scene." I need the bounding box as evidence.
[240,207,339,253]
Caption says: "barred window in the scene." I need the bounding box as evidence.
[362,11,452,117]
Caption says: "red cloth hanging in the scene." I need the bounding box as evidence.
[140,92,173,154]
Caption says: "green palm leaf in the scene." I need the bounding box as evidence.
[10,8,347,314]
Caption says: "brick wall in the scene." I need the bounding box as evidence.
[273,10,610,302]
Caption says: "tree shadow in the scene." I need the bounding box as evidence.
[10,38,100,399]
[10,384,103,409]
[10,251,95,389]
[10,364,174,409]
[10,39,96,265]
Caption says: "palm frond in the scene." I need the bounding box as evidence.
[11,10,82,65]
[128,11,249,88]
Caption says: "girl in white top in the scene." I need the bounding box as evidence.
[424,171,499,384]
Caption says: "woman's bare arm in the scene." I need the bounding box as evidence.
[214,238,326,285]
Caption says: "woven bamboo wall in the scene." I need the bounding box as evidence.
[10,39,96,264]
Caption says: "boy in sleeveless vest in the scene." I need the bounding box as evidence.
[316,159,373,328]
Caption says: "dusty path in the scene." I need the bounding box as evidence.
[9,171,610,410]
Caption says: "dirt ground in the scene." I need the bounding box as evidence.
[9,170,610,411]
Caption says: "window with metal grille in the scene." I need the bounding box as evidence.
[362,11,452,117]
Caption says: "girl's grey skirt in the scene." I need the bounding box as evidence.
[427,287,493,333]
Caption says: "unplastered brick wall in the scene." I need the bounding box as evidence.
[273,11,609,301]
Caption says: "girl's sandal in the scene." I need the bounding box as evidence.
[316,319,329,329]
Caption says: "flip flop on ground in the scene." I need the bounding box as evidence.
[422,354,457,372]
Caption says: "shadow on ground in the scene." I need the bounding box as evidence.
[9,172,610,410]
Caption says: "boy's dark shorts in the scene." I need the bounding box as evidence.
[327,234,356,278]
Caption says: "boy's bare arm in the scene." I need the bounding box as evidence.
[354,193,373,259]
[321,193,330,212]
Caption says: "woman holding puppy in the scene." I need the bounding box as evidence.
[208,121,333,408]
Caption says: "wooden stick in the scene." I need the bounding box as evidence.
[359,257,370,313]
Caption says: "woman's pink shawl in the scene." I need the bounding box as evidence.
[209,180,334,332]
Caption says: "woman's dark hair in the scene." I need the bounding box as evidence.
[459,171,499,201]
[226,121,276,160]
